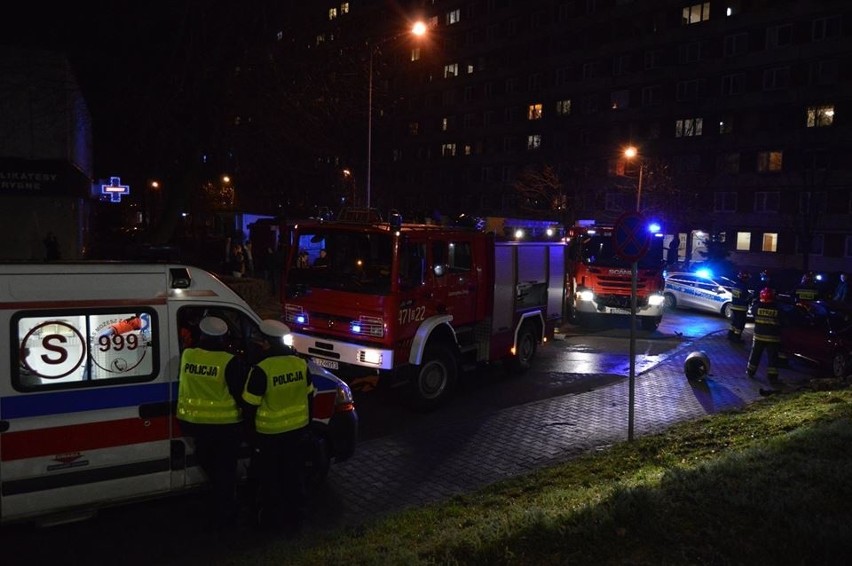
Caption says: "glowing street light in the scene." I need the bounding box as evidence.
[623,146,643,212]
[366,21,427,210]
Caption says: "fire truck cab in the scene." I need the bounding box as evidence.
[281,214,566,410]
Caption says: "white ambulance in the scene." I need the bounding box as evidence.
[0,263,357,526]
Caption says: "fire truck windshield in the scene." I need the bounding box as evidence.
[288,229,393,295]
[573,234,664,269]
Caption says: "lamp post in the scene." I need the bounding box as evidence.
[624,146,643,212]
[366,21,427,210]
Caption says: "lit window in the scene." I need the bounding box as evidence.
[806,105,834,127]
[682,3,710,25]
[527,134,542,150]
[467,64,475,74]
[341,3,349,14]
[316,34,325,46]
[441,143,457,157]
[556,99,572,116]
[464,144,472,156]
[444,63,459,78]
[528,103,543,120]
[757,151,783,172]
[761,233,778,252]
[675,117,703,137]
[441,117,449,131]
[328,8,338,20]
[411,48,421,62]
[736,232,751,251]
[446,9,461,25]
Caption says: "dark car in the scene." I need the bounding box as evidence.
[780,300,852,379]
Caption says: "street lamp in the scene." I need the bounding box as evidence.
[366,21,427,210]
[623,146,643,212]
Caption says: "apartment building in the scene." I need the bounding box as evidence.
[294,1,851,274]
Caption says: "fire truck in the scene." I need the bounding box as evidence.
[280,214,566,410]
[565,220,666,330]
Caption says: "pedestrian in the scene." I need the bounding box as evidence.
[833,272,848,303]
[242,319,315,533]
[225,239,246,277]
[176,315,246,529]
[791,271,819,303]
[727,271,751,343]
[746,287,783,386]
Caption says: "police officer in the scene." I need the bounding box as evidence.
[727,271,751,343]
[746,288,783,385]
[177,316,246,528]
[792,272,819,303]
[242,319,315,532]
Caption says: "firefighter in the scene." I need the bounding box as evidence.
[727,271,751,343]
[242,319,315,533]
[746,287,783,385]
[792,271,819,303]
[176,316,246,528]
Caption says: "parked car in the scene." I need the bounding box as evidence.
[780,300,852,379]
[663,271,737,319]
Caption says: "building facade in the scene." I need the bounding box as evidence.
[292,0,851,275]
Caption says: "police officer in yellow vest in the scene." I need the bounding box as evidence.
[177,315,246,528]
[242,319,314,532]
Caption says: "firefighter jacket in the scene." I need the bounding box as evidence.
[793,283,819,302]
[242,354,315,435]
[730,281,751,312]
[177,348,242,424]
[752,302,782,343]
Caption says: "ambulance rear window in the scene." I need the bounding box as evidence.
[13,308,159,392]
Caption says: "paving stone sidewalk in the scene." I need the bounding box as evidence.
[305,328,816,532]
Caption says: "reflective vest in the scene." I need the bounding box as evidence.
[177,348,241,424]
[243,355,313,435]
[794,285,818,302]
[753,303,781,343]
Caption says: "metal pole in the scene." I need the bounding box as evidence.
[628,160,642,442]
[366,48,373,210]
[636,162,643,212]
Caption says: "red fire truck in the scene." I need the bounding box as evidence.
[280,214,566,410]
[565,220,666,330]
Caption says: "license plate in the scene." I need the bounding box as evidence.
[311,357,339,370]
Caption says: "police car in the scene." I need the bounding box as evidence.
[663,270,736,319]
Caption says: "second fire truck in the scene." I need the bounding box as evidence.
[564,220,666,330]
[280,214,566,410]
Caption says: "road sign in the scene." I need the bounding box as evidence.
[613,211,650,262]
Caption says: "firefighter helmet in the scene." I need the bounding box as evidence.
[759,287,776,303]
[684,351,710,381]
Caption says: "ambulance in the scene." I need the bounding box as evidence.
[0,262,358,526]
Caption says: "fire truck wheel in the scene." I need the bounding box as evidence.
[408,344,458,411]
[508,323,537,374]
